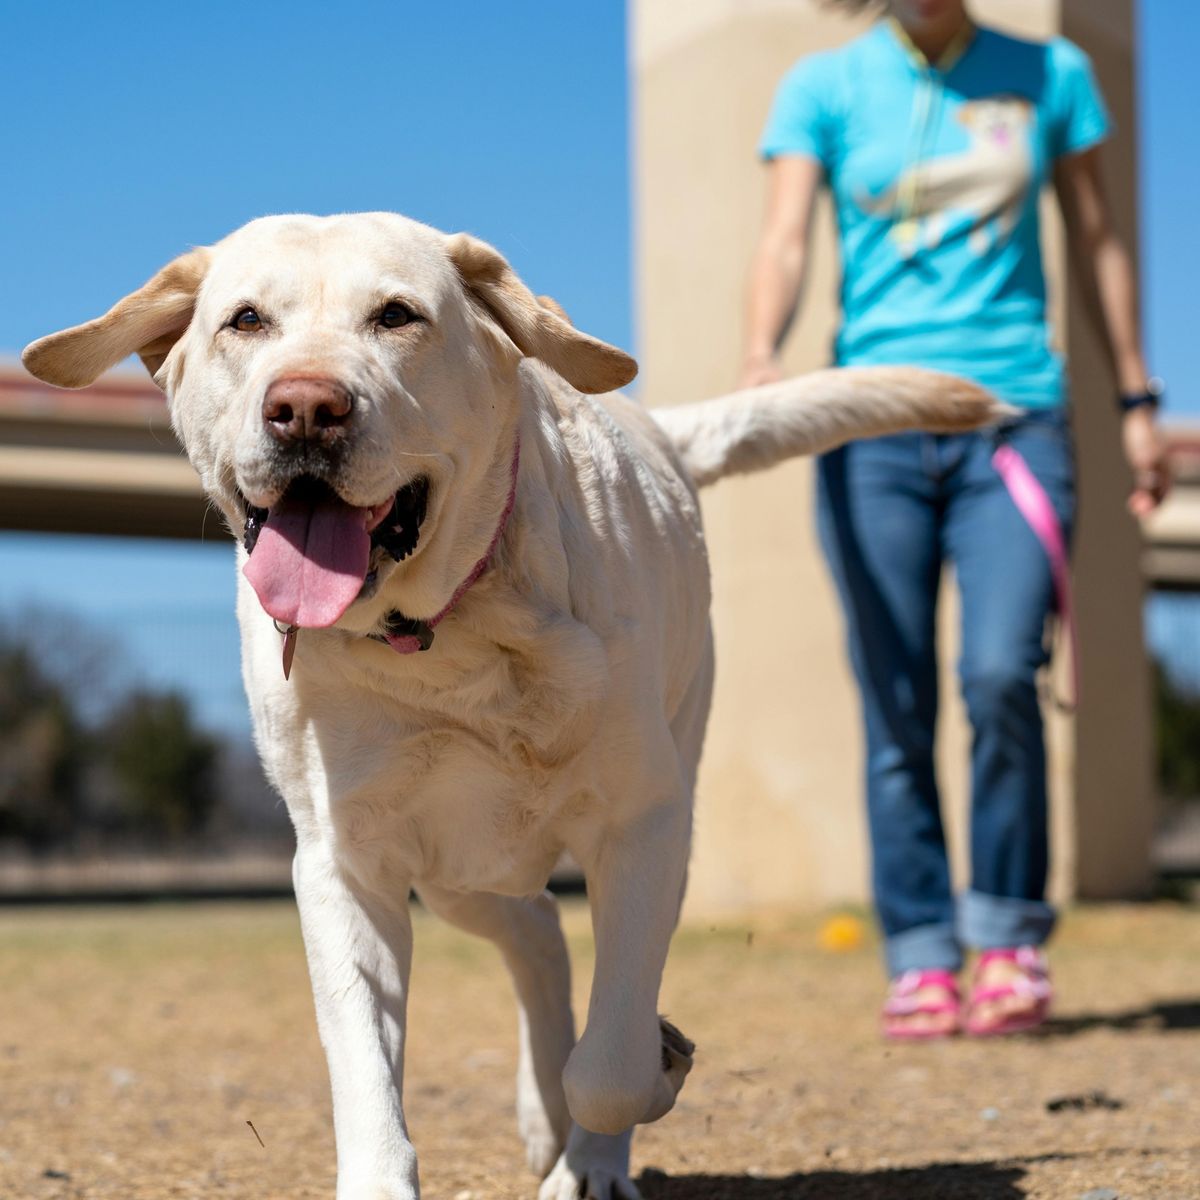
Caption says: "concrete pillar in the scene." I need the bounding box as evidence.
[632,0,1152,914]
[1061,0,1155,897]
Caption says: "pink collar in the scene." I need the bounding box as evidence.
[375,437,521,655]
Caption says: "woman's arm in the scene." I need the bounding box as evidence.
[1054,146,1170,515]
[739,155,823,389]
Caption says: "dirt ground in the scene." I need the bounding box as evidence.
[0,899,1197,1200]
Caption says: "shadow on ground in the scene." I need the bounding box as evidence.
[638,1161,1027,1199]
[1042,997,1200,1036]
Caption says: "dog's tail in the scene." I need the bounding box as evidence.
[653,366,1004,488]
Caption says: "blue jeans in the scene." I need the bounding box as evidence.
[816,409,1074,978]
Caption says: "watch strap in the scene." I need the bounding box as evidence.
[1118,376,1164,413]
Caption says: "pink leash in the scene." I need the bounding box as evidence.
[991,444,1078,711]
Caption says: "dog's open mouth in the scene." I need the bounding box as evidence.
[241,475,429,629]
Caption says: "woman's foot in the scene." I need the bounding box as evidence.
[965,946,1052,1036]
[881,968,961,1040]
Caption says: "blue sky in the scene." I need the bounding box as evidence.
[1138,1,1200,417]
[1,2,1197,734]
[0,2,631,356]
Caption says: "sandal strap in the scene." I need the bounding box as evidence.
[972,945,1053,1004]
[885,997,960,1017]
[978,945,1048,975]
[893,968,959,995]
[883,968,960,1016]
[971,977,1052,1004]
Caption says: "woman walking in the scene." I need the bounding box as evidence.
[742,0,1168,1036]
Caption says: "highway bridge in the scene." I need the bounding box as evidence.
[3,360,1198,584]
[0,362,213,541]
[1143,427,1200,589]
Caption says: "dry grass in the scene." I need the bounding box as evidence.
[0,899,1197,1199]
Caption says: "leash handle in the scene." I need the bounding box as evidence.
[991,444,1078,712]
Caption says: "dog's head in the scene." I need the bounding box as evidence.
[22,213,637,632]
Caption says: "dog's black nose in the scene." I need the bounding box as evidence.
[263,376,353,447]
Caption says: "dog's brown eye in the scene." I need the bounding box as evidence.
[231,307,263,333]
[378,302,414,329]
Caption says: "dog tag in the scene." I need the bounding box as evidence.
[281,625,298,680]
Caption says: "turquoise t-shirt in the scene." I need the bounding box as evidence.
[760,22,1110,409]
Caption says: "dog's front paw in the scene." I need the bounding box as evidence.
[538,1128,639,1200]
[538,1163,640,1200]
[335,1171,419,1200]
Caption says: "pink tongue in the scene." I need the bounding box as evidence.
[243,490,371,628]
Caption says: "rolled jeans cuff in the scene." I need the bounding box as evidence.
[958,888,1056,951]
[884,920,963,978]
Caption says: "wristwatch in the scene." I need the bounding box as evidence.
[1118,376,1165,413]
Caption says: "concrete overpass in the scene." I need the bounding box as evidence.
[1143,428,1200,590]
[0,361,215,541]
[5,358,1198,574]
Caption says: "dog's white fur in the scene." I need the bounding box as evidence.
[23,213,997,1200]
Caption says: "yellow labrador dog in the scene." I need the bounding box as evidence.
[23,213,995,1200]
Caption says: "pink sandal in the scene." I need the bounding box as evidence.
[965,946,1052,1037]
[882,968,962,1040]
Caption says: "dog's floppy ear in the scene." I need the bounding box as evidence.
[446,233,637,395]
[536,294,572,325]
[22,247,211,389]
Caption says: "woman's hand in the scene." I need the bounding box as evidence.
[1122,406,1171,516]
[1055,149,1170,518]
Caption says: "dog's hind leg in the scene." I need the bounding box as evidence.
[413,884,574,1177]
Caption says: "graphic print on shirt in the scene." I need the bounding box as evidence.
[856,96,1034,257]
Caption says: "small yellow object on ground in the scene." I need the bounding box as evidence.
[819,913,867,952]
